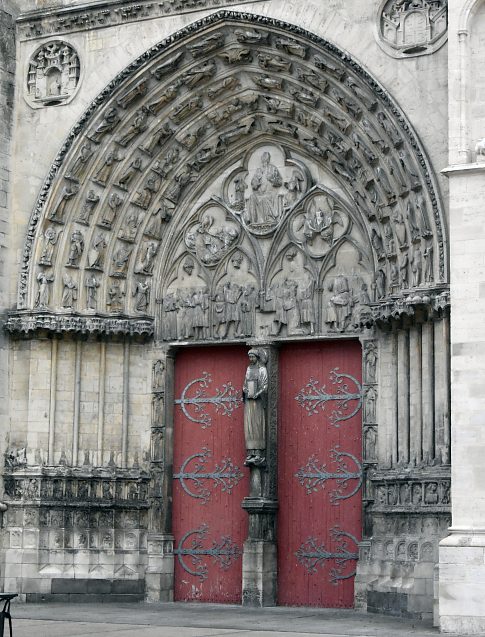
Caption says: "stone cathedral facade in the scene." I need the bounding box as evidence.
[0,0,484,633]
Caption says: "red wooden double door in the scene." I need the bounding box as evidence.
[173,342,362,607]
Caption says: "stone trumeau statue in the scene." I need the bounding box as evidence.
[243,348,268,466]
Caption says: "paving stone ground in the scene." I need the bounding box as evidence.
[7,602,474,637]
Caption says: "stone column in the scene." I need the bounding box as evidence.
[439,163,485,632]
[241,343,278,607]
[397,327,410,464]
[145,346,174,602]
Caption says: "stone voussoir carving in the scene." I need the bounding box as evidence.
[16,12,447,341]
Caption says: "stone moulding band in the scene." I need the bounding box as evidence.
[4,311,154,337]
[16,0,270,41]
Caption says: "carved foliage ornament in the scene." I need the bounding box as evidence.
[377,0,448,58]
[16,12,447,337]
[26,40,81,107]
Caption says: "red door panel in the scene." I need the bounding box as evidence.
[173,346,249,603]
[277,341,363,608]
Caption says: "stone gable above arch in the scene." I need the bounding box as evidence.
[7,10,449,339]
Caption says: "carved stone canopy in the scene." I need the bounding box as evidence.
[12,11,448,338]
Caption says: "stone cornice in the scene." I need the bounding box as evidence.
[4,310,154,338]
[16,0,268,41]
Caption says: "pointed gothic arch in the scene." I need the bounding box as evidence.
[7,10,448,339]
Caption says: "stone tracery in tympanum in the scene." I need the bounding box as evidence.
[11,11,448,340]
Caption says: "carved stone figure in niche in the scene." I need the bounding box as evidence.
[375,268,387,299]
[66,142,93,181]
[301,198,344,248]
[133,280,150,313]
[243,348,268,466]
[188,33,224,57]
[275,37,307,58]
[325,276,354,332]
[162,293,178,340]
[107,281,125,312]
[258,53,292,73]
[235,28,269,44]
[116,108,149,147]
[116,78,148,109]
[85,275,99,310]
[380,0,448,57]
[35,271,54,308]
[153,360,165,391]
[39,226,61,265]
[252,74,283,91]
[411,244,422,286]
[355,283,373,324]
[48,182,79,223]
[244,152,283,227]
[297,279,316,335]
[170,96,202,124]
[425,482,439,505]
[145,200,173,239]
[119,209,140,242]
[180,60,217,89]
[26,41,80,106]
[219,47,252,65]
[185,213,240,267]
[424,243,433,282]
[86,233,107,270]
[133,176,159,210]
[415,192,432,236]
[78,190,100,225]
[117,157,142,190]
[141,122,174,154]
[400,254,409,288]
[66,230,84,267]
[100,192,123,229]
[165,169,195,204]
[135,241,158,275]
[93,149,123,186]
[371,228,385,260]
[365,342,378,383]
[239,285,260,338]
[192,288,210,339]
[61,273,78,309]
[207,76,241,100]
[88,108,121,144]
[111,245,132,278]
[221,282,242,338]
[177,124,208,150]
[151,51,184,81]
[284,171,305,208]
[269,279,299,336]
[153,147,180,178]
[364,426,377,461]
[364,386,377,423]
[345,76,378,111]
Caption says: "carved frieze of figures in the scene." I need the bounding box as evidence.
[185,205,240,266]
[378,0,448,58]
[26,41,80,107]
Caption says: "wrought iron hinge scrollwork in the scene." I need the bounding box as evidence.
[173,524,242,580]
[175,372,243,427]
[295,446,363,503]
[295,367,362,426]
[173,447,244,503]
[296,527,359,583]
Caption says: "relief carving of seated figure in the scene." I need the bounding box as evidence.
[245,152,283,226]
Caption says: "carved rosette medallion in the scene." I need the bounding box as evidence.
[26,40,81,107]
[377,0,448,58]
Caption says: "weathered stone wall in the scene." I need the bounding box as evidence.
[0,0,18,491]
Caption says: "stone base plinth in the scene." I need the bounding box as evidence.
[144,533,174,602]
[242,540,277,607]
[439,531,485,633]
